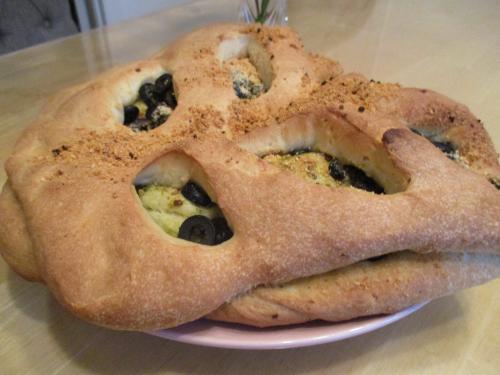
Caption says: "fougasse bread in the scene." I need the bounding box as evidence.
[0,24,499,330]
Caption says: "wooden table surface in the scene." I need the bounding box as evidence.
[1,0,499,374]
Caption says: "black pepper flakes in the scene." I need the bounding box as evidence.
[449,115,455,123]
[358,106,365,113]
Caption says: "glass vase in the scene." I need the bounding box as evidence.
[239,0,288,25]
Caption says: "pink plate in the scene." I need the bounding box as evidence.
[149,302,427,349]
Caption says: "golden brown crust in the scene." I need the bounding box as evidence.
[208,252,500,327]
[0,183,41,281]
[0,24,499,330]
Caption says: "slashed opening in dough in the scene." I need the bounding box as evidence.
[410,128,460,162]
[217,35,274,99]
[134,152,233,246]
[121,71,178,132]
[239,112,409,194]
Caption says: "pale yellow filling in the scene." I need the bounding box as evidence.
[263,152,340,187]
[139,152,337,237]
[138,185,220,237]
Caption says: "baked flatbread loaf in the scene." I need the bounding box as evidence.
[0,24,499,330]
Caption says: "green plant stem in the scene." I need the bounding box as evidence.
[255,0,271,24]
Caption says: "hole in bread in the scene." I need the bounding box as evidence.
[410,128,460,161]
[134,152,233,245]
[122,72,177,132]
[261,149,385,194]
[239,113,409,194]
[217,36,273,99]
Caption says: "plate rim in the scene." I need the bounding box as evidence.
[149,302,428,350]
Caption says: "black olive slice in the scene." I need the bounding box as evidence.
[213,217,233,244]
[410,128,458,160]
[164,91,178,109]
[145,105,156,120]
[235,88,248,99]
[134,184,146,192]
[181,181,213,207]
[146,103,170,127]
[366,254,389,262]
[328,158,346,181]
[139,83,160,107]
[410,128,423,136]
[178,215,215,245]
[344,165,384,194]
[289,147,311,156]
[489,178,500,190]
[431,140,457,160]
[123,105,139,125]
[128,118,151,132]
[155,73,173,94]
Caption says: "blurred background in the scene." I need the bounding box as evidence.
[0,0,192,54]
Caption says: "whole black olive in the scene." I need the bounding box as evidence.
[123,105,139,125]
[155,73,173,94]
[178,215,216,245]
[212,217,233,244]
[139,83,160,107]
[181,181,213,207]
[344,165,384,194]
